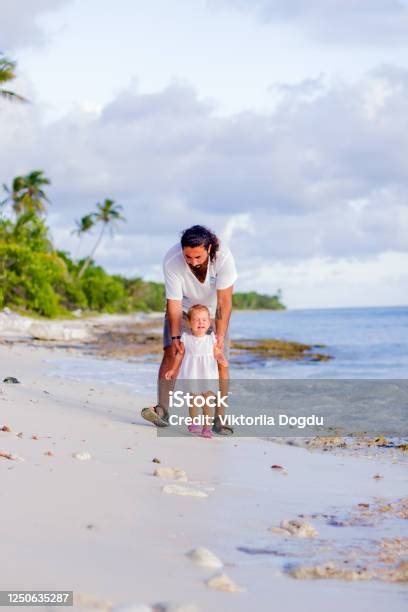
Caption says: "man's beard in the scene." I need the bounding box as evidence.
[189,262,206,270]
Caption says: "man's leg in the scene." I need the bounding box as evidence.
[156,346,179,418]
[214,362,229,421]
[213,328,233,434]
[142,312,181,426]
[141,345,181,426]
[212,362,233,434]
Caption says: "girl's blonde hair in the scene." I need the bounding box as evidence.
[187,304,211,320]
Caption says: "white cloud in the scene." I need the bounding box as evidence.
[210,0,408,44]
[221,213,255,244]
[0,0,72,51]
[238,252,408,308]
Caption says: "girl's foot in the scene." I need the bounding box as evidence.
[188,424,201,435]
[201,426,213,439]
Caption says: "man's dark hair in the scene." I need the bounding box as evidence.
[180,225,219,262]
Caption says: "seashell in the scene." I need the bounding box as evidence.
[206,573,243,592]
[187,547,223,568]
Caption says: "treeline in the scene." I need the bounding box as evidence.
[0,211,164,316]
[233,291,285,310]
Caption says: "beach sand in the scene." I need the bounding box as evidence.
[0,341,407,611]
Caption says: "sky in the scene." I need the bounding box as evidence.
[1,0,408,309]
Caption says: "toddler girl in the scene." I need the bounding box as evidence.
[165,304,227,438]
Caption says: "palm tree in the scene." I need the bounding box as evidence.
[72,213,95,260]
[0,54,27,103]
[78,199,125,279]
[2,170,51,216]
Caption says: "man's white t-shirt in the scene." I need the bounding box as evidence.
[163,242,238,318]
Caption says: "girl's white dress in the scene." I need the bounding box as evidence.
[176,331,219,393]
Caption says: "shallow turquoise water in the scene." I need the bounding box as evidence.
[230,305,408,379]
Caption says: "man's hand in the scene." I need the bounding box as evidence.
[170,338,182,358]
[164,369,176,381]
[215,350,228,368]
[215,333,225,354]
[214,339,228,367]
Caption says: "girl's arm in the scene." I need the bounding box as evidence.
[164,341,185,380]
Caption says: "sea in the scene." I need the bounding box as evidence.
[50,305,408,394]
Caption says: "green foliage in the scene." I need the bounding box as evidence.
[80,266,127,313]
[233,290,285,310]
[2,171,50,216]
[0,214,79,316]
[121,277,166,312]
[0,211,165,316]
[0,242,66,317]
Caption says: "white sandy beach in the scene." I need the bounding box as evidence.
[0,338,407,612]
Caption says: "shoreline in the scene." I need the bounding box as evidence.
[0,309,333,364]
[1,341,407,611]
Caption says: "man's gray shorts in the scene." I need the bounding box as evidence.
[163,311,230,360]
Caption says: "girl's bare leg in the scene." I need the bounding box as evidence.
[189,395,199,423]
[203,391,215,428]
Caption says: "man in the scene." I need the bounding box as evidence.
[141,224,237,435]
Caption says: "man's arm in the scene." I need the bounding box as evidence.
[167,299,183,357]
[215,285,233,352]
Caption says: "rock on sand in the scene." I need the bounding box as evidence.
[153,466,187,481]
[29,322,90,342]
[270,519,318,538]
[187,547,223,568]
[205,573,243,592]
